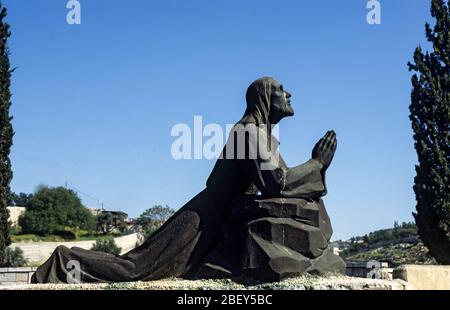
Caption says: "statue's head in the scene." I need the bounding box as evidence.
[244,77,294,125]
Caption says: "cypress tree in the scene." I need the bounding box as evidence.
[409,0,450,264]
[0,1,13,266]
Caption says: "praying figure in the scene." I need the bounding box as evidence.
[32,77,344,284]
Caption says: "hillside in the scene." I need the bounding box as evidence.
[332,222,437,267]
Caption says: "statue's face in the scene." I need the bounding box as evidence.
[269,80,294,123]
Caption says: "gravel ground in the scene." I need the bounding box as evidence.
[0,274,413,290]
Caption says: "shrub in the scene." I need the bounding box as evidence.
[54,230,76,240]
[91,238,121,256]
[5,247,27,267]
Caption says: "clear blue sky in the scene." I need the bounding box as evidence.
[4,0,433,240]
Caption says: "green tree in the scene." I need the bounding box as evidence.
[10,192,33,206]
[19,186,96,236]
[91,238,121,256]
[0,2,13,266]
[136,205,175,237]
[409,0,450,264]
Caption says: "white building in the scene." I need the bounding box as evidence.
[7,206,26,227]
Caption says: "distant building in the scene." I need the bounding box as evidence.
[333,246,340,256]
[100,210,128,223]
[7,206,26,227]
[88,208,128,221]
[96,210,129,234]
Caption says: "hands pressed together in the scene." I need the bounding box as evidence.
[312,130,337,170]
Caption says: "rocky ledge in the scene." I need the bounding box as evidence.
[0,275,412,290]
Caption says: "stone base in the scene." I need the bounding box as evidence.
[393,265,450,290]
[0,275,412,290]
[194,196,345,281]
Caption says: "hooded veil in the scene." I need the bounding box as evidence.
[240,77,275,128]
[206,77,282,193]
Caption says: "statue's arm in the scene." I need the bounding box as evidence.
[240,156,326,199]
[281,159,326,198]
[239,130,336,199]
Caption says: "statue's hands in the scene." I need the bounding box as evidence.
[312,130,337,170]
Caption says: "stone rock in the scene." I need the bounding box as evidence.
[246,217,327,258]
[306,248,346,276]
[228,196,333,241]
[195,196,344,282]
[242,232,312,281]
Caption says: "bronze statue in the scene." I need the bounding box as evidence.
[32,77,344,283]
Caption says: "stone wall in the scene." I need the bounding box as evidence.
[9,233,141,264]
[393,265,450,290]
[0,267,36,286]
